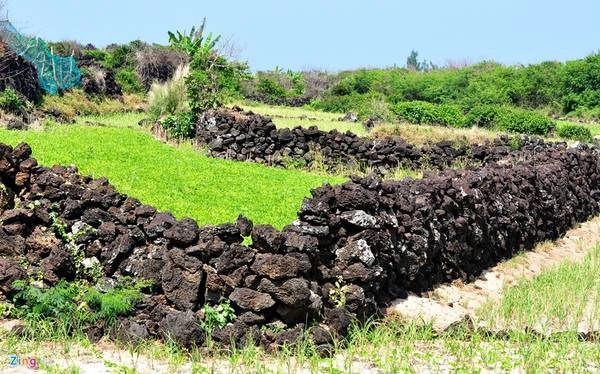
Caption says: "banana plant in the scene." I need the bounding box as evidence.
[168,18,221,57]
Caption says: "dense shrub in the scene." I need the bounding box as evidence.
[392,101,467,127]
[161,111,195,138]
[255,75,288,100]
[79,41,189,96]
[562,54,600,114]
[241,69,307,103]
[466,104,503,127]
[311,53,600,120]
[390,100,554,135]
[115,67,144,94]
[0,88,26,114]
[436,104,468,127]
[102,44,136,70]
[496,108,555,136]
[392,101,439,124]
[556,123,593,142]
[81,49,108,63]
[173,20,248,115]
[355,94,394,121]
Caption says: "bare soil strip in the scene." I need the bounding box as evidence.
[388,215,600,333]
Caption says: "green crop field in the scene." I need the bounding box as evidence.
[0,114,344,228]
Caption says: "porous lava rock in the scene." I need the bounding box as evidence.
[0,140,598,351]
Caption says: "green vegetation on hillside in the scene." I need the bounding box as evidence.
[0,114,343,228]
[312,55,600,118]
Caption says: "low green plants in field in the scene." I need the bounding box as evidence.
[479,244,600,333]
[6,315,598,372]
[555,122,593,141]
[311,91,395,121]
[0,114,343,228]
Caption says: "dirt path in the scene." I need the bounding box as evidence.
[388,215,600,333]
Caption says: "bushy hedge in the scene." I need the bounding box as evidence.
[496,108,555,136]
[392,101,467,127]
[390,101,555,136]
[556,123,593,141]
[392,101,438,124]
[465,104,503,128]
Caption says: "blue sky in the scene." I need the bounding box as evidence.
[5,0,600,71]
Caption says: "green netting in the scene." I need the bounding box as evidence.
[0,20,81,94]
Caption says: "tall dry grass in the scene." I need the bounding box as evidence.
[148,64,189,121]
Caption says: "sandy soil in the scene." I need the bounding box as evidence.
[389,215,600,334]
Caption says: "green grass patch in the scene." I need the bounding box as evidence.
[239,101,369,136]
[2,318,599,372]
[0,114,344,228]
[479,244,600,333]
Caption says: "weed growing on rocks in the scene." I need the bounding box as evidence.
[329,276,350,307]
[9,279,145,338]
[200,300,236,335]
[48,210,96,278]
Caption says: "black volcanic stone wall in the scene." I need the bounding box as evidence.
[0,43,43,103]
[0,142,599,350]
[193,108,568,174]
